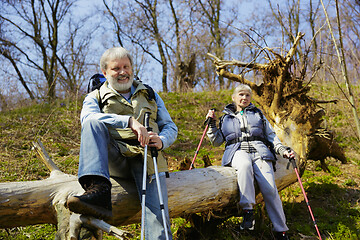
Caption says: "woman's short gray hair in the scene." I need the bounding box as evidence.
[100,47,133,71]
[233,84,252,96]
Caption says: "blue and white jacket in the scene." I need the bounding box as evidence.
[207,103,287,166]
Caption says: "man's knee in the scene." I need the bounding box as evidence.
[82,118,107,132]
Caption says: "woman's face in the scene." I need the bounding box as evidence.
[232,90,252,110]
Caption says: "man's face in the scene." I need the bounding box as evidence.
[103,57,134,93]
[232,90,252,110]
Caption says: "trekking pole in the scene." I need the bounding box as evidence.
[141,112,151,240]
[150,145,170,240]
[189,108,215,170]
[286,149,322,240]
[144,112,170,240]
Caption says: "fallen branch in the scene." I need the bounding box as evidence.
[32,139,61,172]
[69,214,132,240]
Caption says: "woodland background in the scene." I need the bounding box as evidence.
[0,0,360,239]
[0,0,359,105]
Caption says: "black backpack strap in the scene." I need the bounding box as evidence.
[94,89,106,111]
[143,83,155,101]
[88,73,106,93]
[135,76,155,101]
[255,107,277,171]
[218,114,226,140]
[87,80,92,93]
[226,136,268,146]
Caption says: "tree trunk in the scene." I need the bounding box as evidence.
[207,32,346,170]
[0,154,299,239]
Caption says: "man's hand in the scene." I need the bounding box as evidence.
[148,132,163,150]
[128,117,149,147]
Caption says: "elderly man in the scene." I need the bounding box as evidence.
[67,47,177,239]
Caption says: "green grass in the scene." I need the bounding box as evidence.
[0,224,56,240]
[0,85,359,239]
[281,159,360,240]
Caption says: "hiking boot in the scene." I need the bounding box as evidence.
[67,175,113,220]
[240,209,255,230]
[274,231,290,240]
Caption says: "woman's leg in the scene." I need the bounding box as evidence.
[231,150,255,210]
[253,154,288,232]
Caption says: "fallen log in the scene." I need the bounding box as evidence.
[0,140,300,239]
[0,158,298,228]
[0,166,237,228]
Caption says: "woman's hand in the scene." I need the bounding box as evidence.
[283,149,296,160]
[206,109,216,119]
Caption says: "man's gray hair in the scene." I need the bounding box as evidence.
[233,84,252,96]
[100,47,133,71]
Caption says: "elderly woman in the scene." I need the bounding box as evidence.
[206,84,294,240]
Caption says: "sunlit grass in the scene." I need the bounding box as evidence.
[1,85,359,239]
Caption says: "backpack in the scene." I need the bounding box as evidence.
[87,73,107,93]
[87,73,156,109]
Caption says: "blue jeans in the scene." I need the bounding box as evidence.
[78,119,172,239]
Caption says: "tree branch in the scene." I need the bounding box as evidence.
[207,53,267,70]
[285,32,305,64]
[32,139,61,172]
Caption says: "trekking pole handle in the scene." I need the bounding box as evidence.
[204,108,216,125]
[286,147,297,170]
[144,112,158,158]
[150,146,158,158]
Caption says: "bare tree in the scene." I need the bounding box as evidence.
[102,0,125,47]
[101,0,241,92]
[0,0,93,101]
[102,0,169,92]
[165,0,238,92]
[136,0,169,92]
[321,0,360,139]
[56,17,95,98]
[0,44,36,100]
[267,0,305,66]
[191,0,238,90]
[165,0,201,92]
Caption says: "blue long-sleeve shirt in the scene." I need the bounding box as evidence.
[80,85,178,150]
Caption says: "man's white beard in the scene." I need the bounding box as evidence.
[108,74,134,92]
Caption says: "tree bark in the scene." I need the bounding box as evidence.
[0,139,300,239]
[0,156,298,229]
